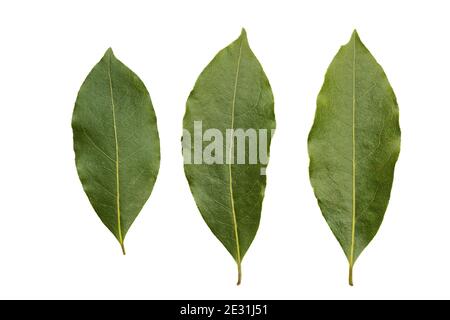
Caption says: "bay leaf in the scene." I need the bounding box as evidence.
[183,29,275,285]
[308,31,401,285]
[72,48,160,254]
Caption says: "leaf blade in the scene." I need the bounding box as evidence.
[72,48,160,253]
[308,31,401,285]
[183,29,275,284]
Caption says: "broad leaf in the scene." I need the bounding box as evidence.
[72,48,160,254]
[308,31,401,285]
[183,29,275,284]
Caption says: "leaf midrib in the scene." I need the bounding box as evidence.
[107,53,125,255]
[227,36,244,285]
[349,33,357,284]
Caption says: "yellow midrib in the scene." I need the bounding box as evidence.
[228,37,244,284]
[107,54,125,254]
[349,34,357,282]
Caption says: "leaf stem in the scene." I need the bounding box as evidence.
[120,242,126,256]
[237,262,242,286]
[349,264,354,286]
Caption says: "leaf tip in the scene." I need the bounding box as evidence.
[240,28,248,40]
[105,47,115,57]
[351,29,361,42]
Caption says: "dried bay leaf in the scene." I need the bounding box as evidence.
[72,49,160,254]
[183,29,275,284]
[308,31,401,285]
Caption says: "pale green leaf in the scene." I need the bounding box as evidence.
[308,31,401,285]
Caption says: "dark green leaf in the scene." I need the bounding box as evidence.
[183,29,275,284]
[308,31,401,285]
[72,48,160,254]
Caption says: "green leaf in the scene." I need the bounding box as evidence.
[183,29,275,285]
[308,30,401,285]
[72,48,160,254]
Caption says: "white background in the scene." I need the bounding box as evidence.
[0,0,448,300]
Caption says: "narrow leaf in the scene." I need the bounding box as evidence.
[183,29,276,284]
[308,31,401,285]
[72,48,160,254]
